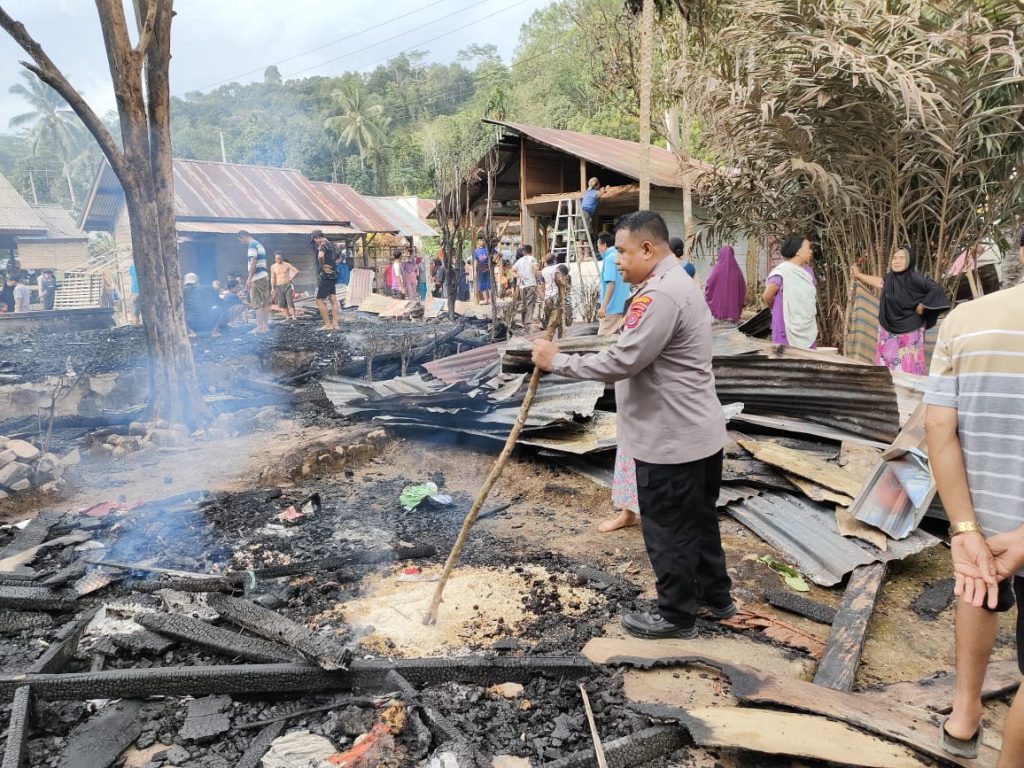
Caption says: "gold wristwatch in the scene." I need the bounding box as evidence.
[948,521,983,537]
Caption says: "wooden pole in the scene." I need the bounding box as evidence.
[423,276,566,625]
[638,0,654,210]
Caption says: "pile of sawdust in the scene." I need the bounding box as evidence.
[332,564,602,656]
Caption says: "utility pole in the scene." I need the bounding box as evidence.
[219,131,227,163]
[638,0,654,210]
[27,170,38,204]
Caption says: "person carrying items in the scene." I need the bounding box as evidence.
[532,211,735,640]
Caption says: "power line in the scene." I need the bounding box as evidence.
[194,0,455,91]
[286,0,533,79]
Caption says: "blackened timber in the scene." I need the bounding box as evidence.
[0,611,51,636]
[241,544,437,582]
[765,590,837,625]
[0,687,30,768]
[137,613,299,663]
[206,594,351,671]
[813,563,887,691]
[337,324,465,377]
[0,657,594,702]
[0,585,77,612]
[0,511,61,561]
[62,700,143,768]
[28,608,97,674]
[179,695,232,742]
[110,629,177,656]
[542,725,686,768]
[236,721,286,768]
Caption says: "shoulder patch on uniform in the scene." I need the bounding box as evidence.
[624,295,653,330]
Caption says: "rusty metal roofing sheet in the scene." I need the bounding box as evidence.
[25,204,87,241]
[484,119,712,190]
[309,182,398,233]
[0,173,46,235]
[423,341,504,384]
[363,196,436,237]
[725,492,938,586]
[176,221,358,235]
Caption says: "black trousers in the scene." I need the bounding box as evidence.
[634,450,731,628]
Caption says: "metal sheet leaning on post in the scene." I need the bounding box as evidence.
[422,273,567,626]
[531,210,736,641]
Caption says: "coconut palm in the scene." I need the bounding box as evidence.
[325,81,387,163]
[677,0,1024,344]
[8,71,86,203]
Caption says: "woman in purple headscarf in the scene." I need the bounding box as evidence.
[704,245,746,322]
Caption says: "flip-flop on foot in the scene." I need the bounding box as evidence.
[939,715,982,759]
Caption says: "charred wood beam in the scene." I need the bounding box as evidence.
[813,563,887,691]
[136,613,299,663]
[110,576,238,594]
[0,586,77,611]
[764,590,837,625]
[541,725,686,768]
[28,608,96,674]
[0,687,31,768]
[0,611,52,636]
[386,670,471,755]
[62,700,143,768]
[236,721,286,768]
[238,544,437,583]
[205,594,351,671]
[233,696,390,731]
[0,657,593,702]
[337,324,466,377]
[0,510,61,561]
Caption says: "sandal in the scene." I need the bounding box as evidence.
[939,715,983,759]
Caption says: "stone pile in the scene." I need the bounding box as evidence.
[95,420,192,458]
[0,436,77,498]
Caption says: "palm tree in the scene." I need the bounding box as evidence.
[8,71,86,204]
[324,81,387,165]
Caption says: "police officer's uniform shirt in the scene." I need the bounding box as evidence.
[550,255,726,464]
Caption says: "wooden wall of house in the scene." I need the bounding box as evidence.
[16,240,89,271]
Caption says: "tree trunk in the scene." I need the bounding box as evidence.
[638,0,654,210]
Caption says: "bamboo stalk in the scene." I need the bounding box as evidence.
[579,683,609,768]
[423,276,566,625]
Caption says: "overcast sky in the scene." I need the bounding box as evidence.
[0,0,552,131]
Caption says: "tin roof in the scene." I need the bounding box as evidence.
[22,204,88,241]
[308,183,398,233]
[363,196,436,237]
[0,173,46,235]
[483,119,710,190]
[175,221,358,236]
[79,159,389,234]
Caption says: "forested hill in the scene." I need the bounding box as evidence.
[0,0,662,214]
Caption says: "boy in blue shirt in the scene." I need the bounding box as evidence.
[597,231,629,335]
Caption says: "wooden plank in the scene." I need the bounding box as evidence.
[870,659,1021,715]
[206,594,351,671]
[179,695,232,742]
[137,612,299,663]
[236,721,287,768]
[0,687,31,768]
[63,700,144,768]
[0,612,52,636]
[813,563,887,691]
[28,609,97,674]
[738,438,865,497]
[587,641,997,767]
[672,707,927,768]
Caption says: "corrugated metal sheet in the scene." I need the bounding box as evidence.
[176,221,357,235]
[725,492,938,586]
[423,342,504,385]
[0,173,46,235]
[309,182,398,233]
[363,197,437,237]
[485,119,712,190]
[25,204,86,241]
[344,268,375,308]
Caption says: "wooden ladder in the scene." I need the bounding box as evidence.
[552,197,596,264]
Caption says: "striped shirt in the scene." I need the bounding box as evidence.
[924,284,1024,535]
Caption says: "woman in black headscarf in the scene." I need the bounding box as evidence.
[852,245,950,374]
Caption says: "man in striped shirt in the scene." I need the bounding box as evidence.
[925,283,1024,763]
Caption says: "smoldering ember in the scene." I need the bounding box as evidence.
[2,2,1024,768]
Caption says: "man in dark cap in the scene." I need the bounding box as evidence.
[312,229,340,331]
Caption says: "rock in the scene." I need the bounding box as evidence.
[0,449,16,468]
[163,745,190,765]
[345,443,376,466]
[487,683,524,699]
[366,429,388,446]
[0,436,8,447]
[107,434,125,446]
[61,448,81,466]
[493,757,532,768]
[111,446,127,459]
[34,453,61,479]
[6,439,40,461]
[40,481,63,494]
[128,421,148,436]
[0,461,32,487]
[9,478,31,492]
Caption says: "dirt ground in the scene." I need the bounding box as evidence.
[4,411,1018,766]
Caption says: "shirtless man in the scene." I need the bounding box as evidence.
[270,251,299,320]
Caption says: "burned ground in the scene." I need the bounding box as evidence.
[0,308,1018,767]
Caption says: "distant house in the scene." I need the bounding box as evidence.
[78,159,407,294]
[0,173,88,271]
[468,120,746,277]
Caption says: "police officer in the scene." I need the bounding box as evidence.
[532,211,735,639]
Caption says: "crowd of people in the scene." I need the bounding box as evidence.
[0,256,58,314]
